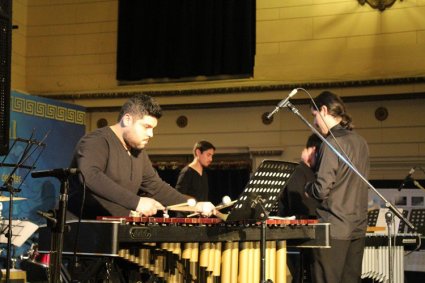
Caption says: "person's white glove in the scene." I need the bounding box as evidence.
[135,197,165,216]
[195,201,215,217]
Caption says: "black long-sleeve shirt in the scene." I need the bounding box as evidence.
[68,127,187,219]
[278,162,319,219]
[175,166,209,201]
[305,125,369,240]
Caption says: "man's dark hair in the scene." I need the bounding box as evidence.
[117,94,162,121]
[306,134,322,149]
[312,91,353,130]
[306,134,323,172]
[193,140,216,155]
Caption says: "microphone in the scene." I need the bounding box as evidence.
[398,167,415,191]
[31,168,80,179]
[266,88,298,120]
[37,210,57,224]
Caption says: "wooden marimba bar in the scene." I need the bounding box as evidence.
[106,216,322,283]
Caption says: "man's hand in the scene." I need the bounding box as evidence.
[136,197,165,216]
[301,147,317,168]
[195,201,215,217]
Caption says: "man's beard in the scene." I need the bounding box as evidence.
[123,136,144,151]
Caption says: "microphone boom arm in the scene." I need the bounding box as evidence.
[285,101,415,231]
[266,89,298,120]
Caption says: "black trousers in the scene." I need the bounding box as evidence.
[312,237,365,283]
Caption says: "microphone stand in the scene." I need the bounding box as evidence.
[385,210,395,283]
[48,174,71,283]
[283,101,416,283]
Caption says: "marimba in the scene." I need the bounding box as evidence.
[38,217,330,283]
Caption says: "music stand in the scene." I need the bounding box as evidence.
[226,159,298,283]
[0,132,47,282]
[0,220,38,247]
[227,159,298,222]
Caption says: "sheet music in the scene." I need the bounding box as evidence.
[0,219,38,247]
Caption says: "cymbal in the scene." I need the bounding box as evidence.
[0,195,27,201]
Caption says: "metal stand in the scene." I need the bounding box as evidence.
[256,199,273,283]
[30,167,81,282]
[235,194,272,283]
[0,135,46,283]
[385,211,394,283]
[50,177,69,283]
[0,179,19,282]
[225,160,297,283]
[228,193,274,283]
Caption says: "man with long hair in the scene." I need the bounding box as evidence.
[304,91,370,283]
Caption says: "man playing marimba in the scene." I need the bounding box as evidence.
[66,94,215,282]
[68,94,215,219]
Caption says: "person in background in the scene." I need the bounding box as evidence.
[304,91,370,283]
[175,140,215,201]
[278,134,322,283]
[68,94,215,220]
[279,133,322,219]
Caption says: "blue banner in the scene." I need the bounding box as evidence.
[0,91,85,261]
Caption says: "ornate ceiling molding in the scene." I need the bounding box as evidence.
[35,76,425,101]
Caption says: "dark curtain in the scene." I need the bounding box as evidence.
[156,168,180,187]
[207,168,250,205]
[117,0,256,81]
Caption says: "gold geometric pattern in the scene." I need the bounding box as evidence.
[12,96,85,125]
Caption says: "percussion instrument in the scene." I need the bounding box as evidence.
[362,233,422,283]
[37,217,330,283]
